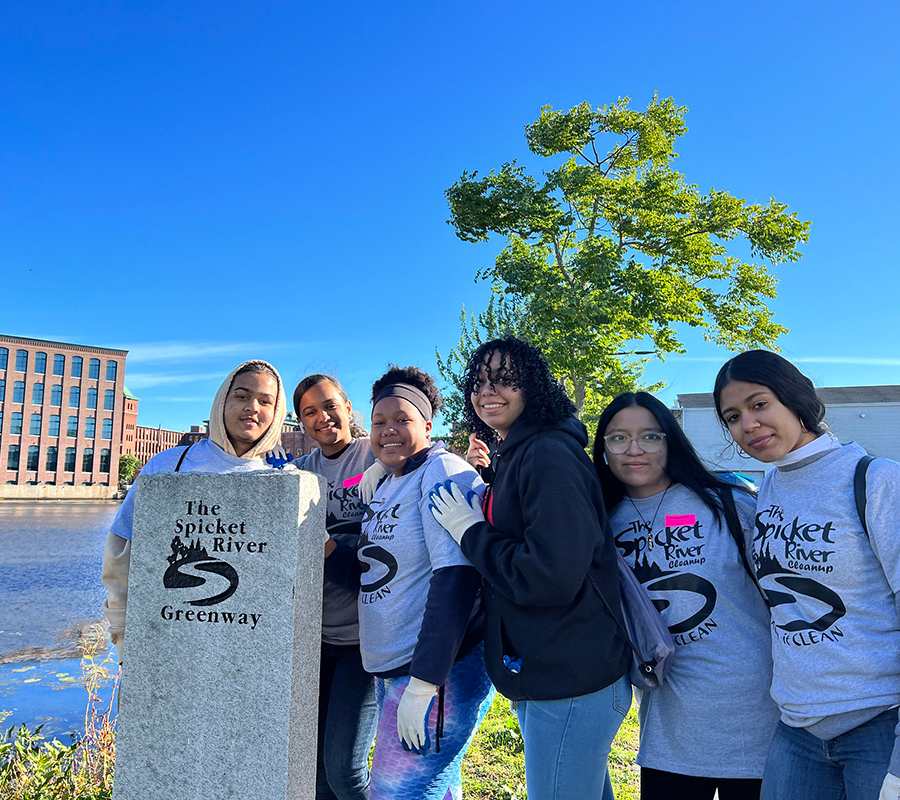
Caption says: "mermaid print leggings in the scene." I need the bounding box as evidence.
[369,643,495,800]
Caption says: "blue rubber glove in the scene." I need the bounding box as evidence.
[397,676,438,755]
[265,444,293,469]
[429,481,485,545]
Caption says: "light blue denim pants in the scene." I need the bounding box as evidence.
[515,673,632,800]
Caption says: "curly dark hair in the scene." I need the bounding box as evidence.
[370,365,442,417]
[462,337,575,444]
[293,373,367,439]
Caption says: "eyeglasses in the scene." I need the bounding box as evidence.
[603,432,667,454]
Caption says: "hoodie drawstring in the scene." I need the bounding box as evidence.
[435,684,445,753]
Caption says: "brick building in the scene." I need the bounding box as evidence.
[121,386,139,457]
[0,334,127,498]
[134,425,186,464]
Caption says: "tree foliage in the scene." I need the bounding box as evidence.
[118,454,141,484]
[442,94,810,423]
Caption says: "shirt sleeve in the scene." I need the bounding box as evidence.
[863,459,900,594]
[417,454,483,572]
[864,460,900,777]
[462,436,605,607]
[409,565,481,685]
[109,482,138,541]
[323,538,362,591]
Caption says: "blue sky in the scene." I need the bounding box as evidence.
[3,1,898,433]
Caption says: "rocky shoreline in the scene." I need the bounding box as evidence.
[0,620,108,665]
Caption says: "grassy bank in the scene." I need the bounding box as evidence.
[2,643,641,798]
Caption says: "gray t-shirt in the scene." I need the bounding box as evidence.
[293,439,375,645]
[755,443,900,739]
[610,483,778,778]
[358,444,483,674]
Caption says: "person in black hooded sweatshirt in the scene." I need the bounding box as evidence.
[429,337,631,800]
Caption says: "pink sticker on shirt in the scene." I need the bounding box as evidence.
[665,514,696,526]
[343,473,364,488]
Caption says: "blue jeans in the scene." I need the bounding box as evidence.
[515,673,632,800]
[761,708,896,800]
[317,643,379,800]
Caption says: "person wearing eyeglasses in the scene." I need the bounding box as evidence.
[593,392,777,800]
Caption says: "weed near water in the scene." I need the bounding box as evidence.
[0,625,117,800]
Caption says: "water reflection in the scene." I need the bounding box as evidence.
[0,501,120,735]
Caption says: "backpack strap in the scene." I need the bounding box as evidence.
[718,486,768,604]
[174,443,195,473]
[854,455,876,537]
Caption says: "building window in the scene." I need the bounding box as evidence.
[87,387,98,409]
[71,357,83,378]
[53,354,65,376]
[32,383,44,405]
[83,447,94,472]
[89,359,100,380]
[85,417,96,439]
[10,412,23,435]
[49,415,60,437]
[30,414,42,436]
[13,381,25,403]
[8,445,20,470]
[15,350,28,372]
[106,361,117,382]
[64,447,76,472]
[0,378,4,402]
[67,416,78,437]
[102,418,113,439]
[35,352,47,374]
[27,445,39,471]
[46,445,58,471]
[69,386,80,408]
[0,348,7,370]
[100,448,111,473]
[104,389,115,411]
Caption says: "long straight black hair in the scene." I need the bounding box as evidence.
[713,350,827,435]
[593,391,751,520]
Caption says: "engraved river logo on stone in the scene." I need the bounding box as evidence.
[164,535,240,606]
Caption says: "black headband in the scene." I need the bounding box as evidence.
[372,383,433,421]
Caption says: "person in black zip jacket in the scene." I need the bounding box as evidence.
[429,337,631,800]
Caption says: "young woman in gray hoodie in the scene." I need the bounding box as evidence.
[716,350,900,800]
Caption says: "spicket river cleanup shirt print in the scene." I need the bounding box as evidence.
[609,483,778,778]
[292,439,375,645]
[754,440,900,772]
[356,445,484,675]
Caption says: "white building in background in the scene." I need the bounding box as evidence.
[676,386,900,484]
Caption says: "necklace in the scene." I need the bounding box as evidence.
[627,484,671,551]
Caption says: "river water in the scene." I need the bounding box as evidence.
[0,500,119,738]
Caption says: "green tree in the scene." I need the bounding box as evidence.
[118,454,141,484]
[444,94,810,420]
